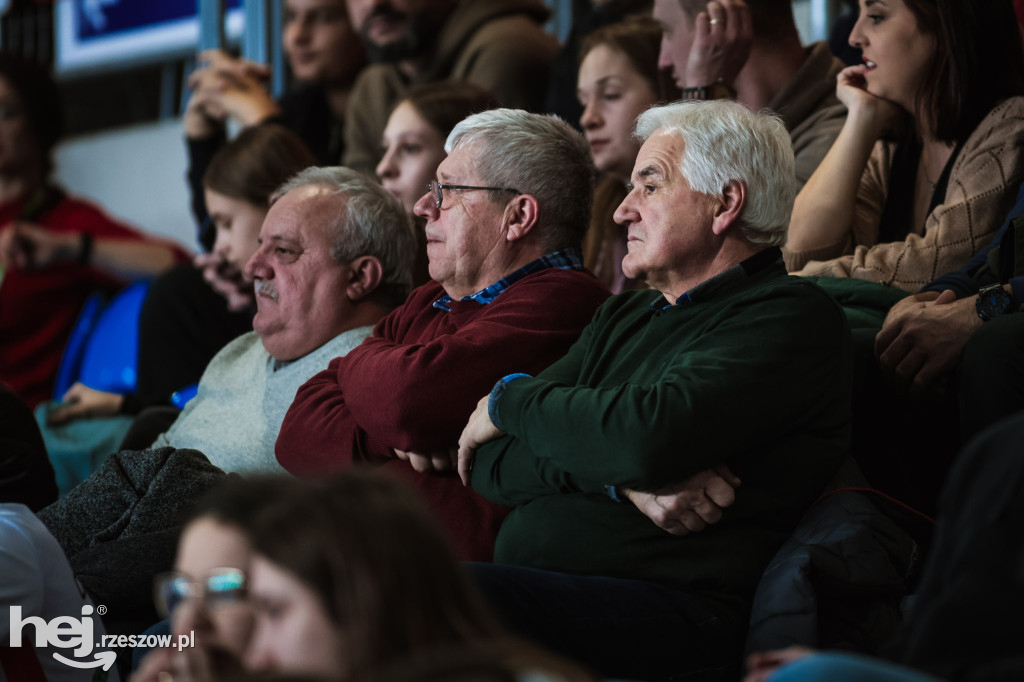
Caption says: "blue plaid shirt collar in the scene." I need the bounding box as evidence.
[433,247,584,311]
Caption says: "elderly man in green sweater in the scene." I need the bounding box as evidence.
[457,100,853,680]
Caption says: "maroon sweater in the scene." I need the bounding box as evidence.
[276,269,610,561]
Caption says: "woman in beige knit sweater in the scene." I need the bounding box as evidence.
[784,0,1024,292]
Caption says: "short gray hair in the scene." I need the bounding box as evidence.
[273,166,416,305]
[445,109,594,251]
[634,100,795,246]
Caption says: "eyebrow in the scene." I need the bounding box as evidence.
[636,164,663,180]
[266,234,301,247]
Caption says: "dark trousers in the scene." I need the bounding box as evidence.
[885,410,1024,679]
[468,563,742,681]
[958,311,1024,442]
[851,328,960,517]
[851,313,1024,517]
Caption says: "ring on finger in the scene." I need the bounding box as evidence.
[709,17,721,24]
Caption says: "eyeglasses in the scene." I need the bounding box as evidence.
[154,568,247,618]
[427,179,520,209]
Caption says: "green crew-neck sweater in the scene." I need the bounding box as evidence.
[472,260,851,627]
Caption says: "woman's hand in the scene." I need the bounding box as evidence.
[836,64,905,140]
[47,383,124,425]
[193,253,256,312]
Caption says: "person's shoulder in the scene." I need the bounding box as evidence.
[448,0,554,50]
[48,191,145,237]
[965,96,1024,145]
[504,267,612,304]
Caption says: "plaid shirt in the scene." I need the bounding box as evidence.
[433,248,585,311]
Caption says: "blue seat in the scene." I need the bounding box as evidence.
[54,281,150,399]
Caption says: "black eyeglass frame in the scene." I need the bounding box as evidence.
[427,180,521,209]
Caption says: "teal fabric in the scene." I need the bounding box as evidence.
[35,403,134,497]
[801,276,909,328]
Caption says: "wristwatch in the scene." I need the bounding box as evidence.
[975,283,1014,321]
[680,81,736,101]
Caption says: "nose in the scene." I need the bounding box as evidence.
[580,99,601,131]
[376,147,398,181]
[412,190,437,221]
[243,243,269,281]
[657,35,674,71]
[613,188,639,227]
[848,14,866,49]
[284,15,310,50]
[172,596,212,642]
[212,231,230,260]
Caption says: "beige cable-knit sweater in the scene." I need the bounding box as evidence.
[787,96,1024,291]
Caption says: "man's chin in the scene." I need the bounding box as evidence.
[361,28,424,63]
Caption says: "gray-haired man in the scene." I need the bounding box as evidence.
[458,100,853,679]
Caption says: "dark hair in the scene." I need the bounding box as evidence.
[204,124,316,207]
[580,17,680,103]
[243,471,505,680]
[400,81,500,141]
[0,52,63,178]
[902,0,1024,143]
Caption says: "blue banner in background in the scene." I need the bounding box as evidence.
[75,0,241,41]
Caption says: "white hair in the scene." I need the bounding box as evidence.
[273,166,416,305]
[634,100,795,246]
[445,108,595,250]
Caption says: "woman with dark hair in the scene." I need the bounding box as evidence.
[576,18,678,292]
[784,0,1024,290]
[0,53,187,408]
[132,477,281,682]
[136,472,591,682]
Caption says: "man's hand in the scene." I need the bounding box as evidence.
[875,289,982,397]
[623,465,741,536]
[0,222,80,270]
[394,448,456,474]
[47,382,124,425]
[744,646,816,682]
[457,395,504,485]
[193,253,255,312]
[683,0,753,89]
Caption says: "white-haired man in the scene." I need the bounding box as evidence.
[276,109,610,563]
[458,100,853,679]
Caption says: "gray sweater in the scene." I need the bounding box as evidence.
[153,326,373,473]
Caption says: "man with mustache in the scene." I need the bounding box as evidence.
[342,0,558,175]
[138,166,416,474]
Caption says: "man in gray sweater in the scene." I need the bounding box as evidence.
[149,166,415,473]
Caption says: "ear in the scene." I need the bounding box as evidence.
[502,194,541,243]
[711,179,747,237]
[345,256,384,301]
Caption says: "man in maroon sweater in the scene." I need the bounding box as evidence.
[276,109,610,561]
